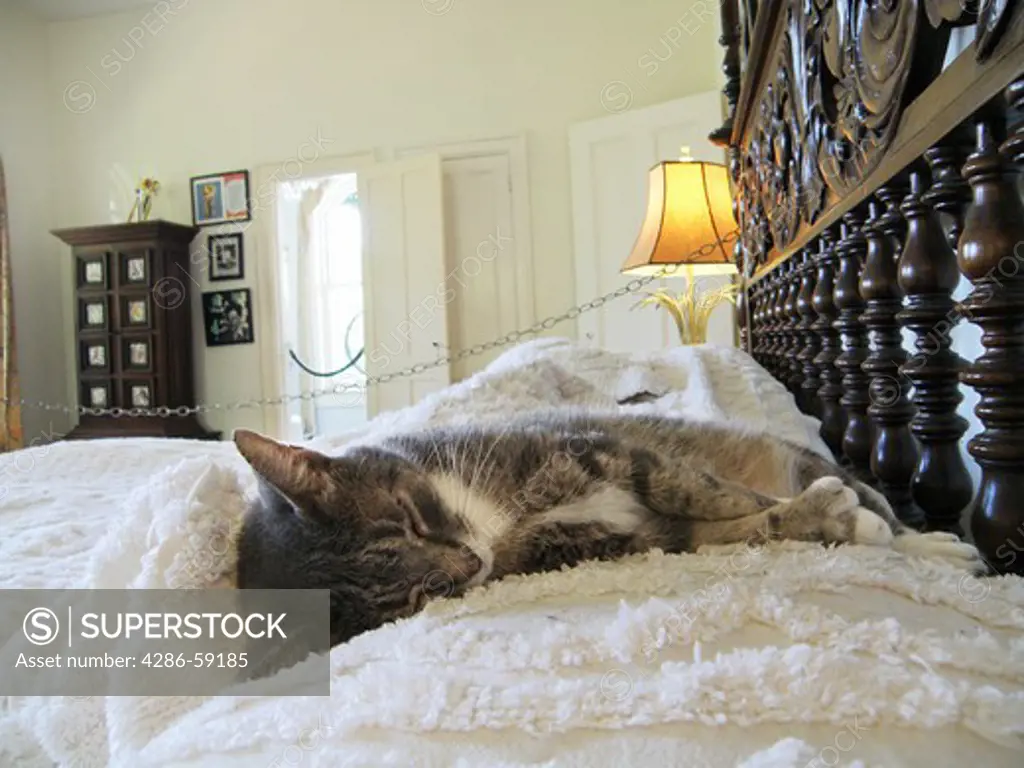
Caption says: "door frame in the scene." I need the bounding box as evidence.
[252,150,377,437]
[394,134,536,330]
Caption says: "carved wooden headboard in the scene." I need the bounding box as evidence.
[711,1,1024,575]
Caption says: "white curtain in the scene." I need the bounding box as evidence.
[292,176,365,435]
[294,180,330,434]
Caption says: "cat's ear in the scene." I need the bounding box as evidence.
[233,429,330,509]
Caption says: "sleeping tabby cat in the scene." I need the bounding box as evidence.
[233,413,983,646]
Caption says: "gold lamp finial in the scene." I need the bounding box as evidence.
[679,145,692,161]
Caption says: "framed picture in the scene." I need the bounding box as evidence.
[207,232,245,281]
[79,297,108,331]
[81,340,109,372]
[77,254,108,289]
[123,253,148,285]
[202,288,254,346]
[130,384,152,408]
[122,296,151,328]
[123,337,151,371]
[81,381,111,409]
[190,170,251,226]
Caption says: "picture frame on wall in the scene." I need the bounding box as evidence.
[190,170,251,227]
[207,232,245,281]
[202,288,254,346]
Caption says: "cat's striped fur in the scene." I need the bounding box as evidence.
[234,413,982,646]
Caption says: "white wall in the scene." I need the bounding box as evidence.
[0,3,69,444]
[39,0,724,437]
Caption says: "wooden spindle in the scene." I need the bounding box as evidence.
[899,170,971,535]
[785,259,804,395]
[835,211,874,479]
[812,231,847,456]
[923,133,973,251]
[861,197,921,525]
[773,266,789,381]
[754,278,769,366]
[797,247,820,416]
[958,106,1024,576]
[749,284,761,362]
[767,269,785,379]
[737,284,749,353]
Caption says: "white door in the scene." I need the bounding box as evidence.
[358,153,450,416]
[394,137,535,383]
[438,154,518,381]
[569,90,734,351]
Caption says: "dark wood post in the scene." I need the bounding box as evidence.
[785,258,804,395]
[861,197,921,525]
[958,107,1024,576]
[835,212,874,479]
[812,231,846,456]
[898,171,972,535]
[797,248,820,416]
[922,133,973,251]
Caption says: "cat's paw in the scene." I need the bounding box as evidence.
[803,476,893,546]
[893,531,986,573]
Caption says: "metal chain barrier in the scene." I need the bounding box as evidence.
[9,232,738,419]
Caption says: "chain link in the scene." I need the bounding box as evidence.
[6,233,737,418]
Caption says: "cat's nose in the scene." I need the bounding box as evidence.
[457,547,483,579]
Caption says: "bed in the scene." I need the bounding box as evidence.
[0,339,1022,767]
[3,2,1024,765]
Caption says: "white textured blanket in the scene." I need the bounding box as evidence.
[1,340,1023,768]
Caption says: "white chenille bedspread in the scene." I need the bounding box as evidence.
[1,339,1022,768]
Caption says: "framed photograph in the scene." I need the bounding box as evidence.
[81,381,111,409]
[123,337,151,371]
[122,296,151,328]
[207,232,245,281]
[81,340,109,372]
[79,297,108,331]
[130,384,152,408]
[77,254,108,289]
[87,345,106,367]
[123,253,148,285]
[190,170,251,227]
[202,288,254,346]
[85,262,104,284]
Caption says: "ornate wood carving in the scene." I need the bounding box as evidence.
[861,196,921,525]
[898,171,971,535]
[797,248,820,415]
[976,0,1019,60]
[834,211,874,478]
[923,0,978,28]
[812,231,846,454]
[710,0,743,147]
[730,0,951,276]
[958,111,1024,576]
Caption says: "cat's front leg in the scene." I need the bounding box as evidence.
[488,520,643,580]
[716,477,985,571]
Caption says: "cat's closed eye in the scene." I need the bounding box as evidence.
[395,493,429,538]
[408,585,429,612]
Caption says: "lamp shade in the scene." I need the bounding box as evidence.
[620,159,738,276]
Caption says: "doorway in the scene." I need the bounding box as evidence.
[275,173,367,441]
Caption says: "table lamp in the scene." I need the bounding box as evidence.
[621,147,739,344]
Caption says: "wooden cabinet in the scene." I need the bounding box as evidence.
[52,221,219,440]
